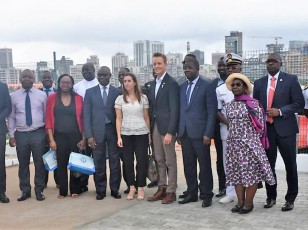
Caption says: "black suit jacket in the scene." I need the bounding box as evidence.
[148,73,180,135]
[83,85,120,142]
[253,72,304,137]
[0,82,11,134]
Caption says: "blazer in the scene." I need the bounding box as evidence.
[253,71,304,137]
[0,82,11,134]
[45,93,83,134]
[83,84,120,142]
[178,77,217,139]
[148,73,180,135]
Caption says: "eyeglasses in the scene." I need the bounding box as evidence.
[226,66,240,70]
[231,83,244,88]
[265,59,281,64]
[60,81,72,85]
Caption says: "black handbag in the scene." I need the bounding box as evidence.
[147,145,158,182]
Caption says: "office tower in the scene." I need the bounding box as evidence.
[87,55,100,66]
[56,56,73,76]
[225,31,243,55]
[112,52,129,75]
[191,49,205,65]
[0,48,13,69]
[133,40,164,67]
[212,53,225,65]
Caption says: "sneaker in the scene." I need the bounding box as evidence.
[219,195,234,204]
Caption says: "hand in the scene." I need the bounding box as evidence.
[87,137,96,149]
[117,137,123,148]
[9,137,16,147]
[203,136,211,145]
[176,138,182,145]
[77,138,86,150]
[148,133,152,145]
[266,108,280,118]
[49,140,57,151]
[163,133,172,145]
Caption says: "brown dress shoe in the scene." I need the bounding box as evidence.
[147,186,166,202]
[162,193,176,204]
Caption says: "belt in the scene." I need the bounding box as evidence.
[17,127,44,133]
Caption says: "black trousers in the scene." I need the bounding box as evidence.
[119,149,129,187]
[92,124,121,194]
[122,134,148,187]
[213,120,226,191]
[181,131,213,199]
[0,132,6,194]
[54,132,82,196]
[15,128,46,194]
[265,123,298,202]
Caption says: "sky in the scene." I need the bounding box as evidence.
[1,0,308,67]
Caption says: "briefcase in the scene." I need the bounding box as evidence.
[68,152,95,175]
[42,149,57,171]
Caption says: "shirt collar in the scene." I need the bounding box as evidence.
[99,84,110,89]
[156,72,166,83]
[268,71,280,79]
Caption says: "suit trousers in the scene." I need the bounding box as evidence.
[92,123,121,194]
[181,131,214,199]
[0,132,6,193]
[152,123,177,193]
[15,128,46,194]
[121,134,148,187]
[54,132,82,196]
[265,123,298,202]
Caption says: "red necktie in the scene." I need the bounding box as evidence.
[267,76,276,123]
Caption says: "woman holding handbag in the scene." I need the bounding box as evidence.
[115,72,151,200]
[45,74,85,199]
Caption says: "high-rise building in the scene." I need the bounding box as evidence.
[0,68,20,84]
[56,56,73,76]
[36,61,52,82]
[0,48,13,69]
[212,52,225,65]
[225,31,243,55]
[112,52,129,74]
[191,50,205,65]
[87,55,99,66]
[289,40,306,52]
[70,64,84,83]
[133,40,164,67]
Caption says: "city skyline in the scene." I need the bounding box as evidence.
[1,0,307,67]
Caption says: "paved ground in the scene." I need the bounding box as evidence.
[2,145,308,230]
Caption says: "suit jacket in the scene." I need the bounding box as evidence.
[148,73,180,135]
[83,84,120,142]
[253,71,304,137]
[0,82,11,134]
[178,78,217,139]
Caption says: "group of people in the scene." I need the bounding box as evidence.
[0,51,305,215]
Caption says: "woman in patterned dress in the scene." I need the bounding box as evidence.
[225,73,276,214]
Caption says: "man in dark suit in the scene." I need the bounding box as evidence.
[83,66,121,200]
[253,53,304,211]
[39,71,59,188]
[0,81,12,203]
[147,52,180,204]
[177,58,217,208]
[211,57,227,197]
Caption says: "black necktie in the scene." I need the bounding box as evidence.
[25,90,32,126]
[103,86,107,105]
[45,88,50,97]
[186,81,193,104]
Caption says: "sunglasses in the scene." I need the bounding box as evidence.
[231,83,244,88]
[265,59,281,64]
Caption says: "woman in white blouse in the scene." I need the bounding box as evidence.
[115,72,151,200]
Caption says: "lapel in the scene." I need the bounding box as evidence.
[150,80,156,102]
[155,74,168,103]
[274,72,285,101]
[261,76,268,107]
[94,85,104,106]
[186,78,201,109]
[107,86,115,106]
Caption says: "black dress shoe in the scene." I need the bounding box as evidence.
[178,194,198,204]
[81,186,89,193]
[281,201,294,211]
[215,189,226,198]
[0,193,10,203]
[124,187,130,194]
[231,204,243,213]
[178,191,188,199]
[202,198,212,208]
[199,193,206,200]
[264,198,276,208]
[96,192,106,200]
[111,190,121,199]
[147,181,158,188]
[36,192,45,201]
[239,205,254,214]
[17,192,31,201]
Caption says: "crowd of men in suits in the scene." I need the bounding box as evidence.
[0,51,305,212]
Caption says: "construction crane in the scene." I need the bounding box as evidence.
[250,36,282,45]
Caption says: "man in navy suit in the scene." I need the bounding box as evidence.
[253,53,304,211]
[177,58,217,208]
[0,81,11,203]
[83,66,121,200]
[39,71,59,188]
[147,52,180,204]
